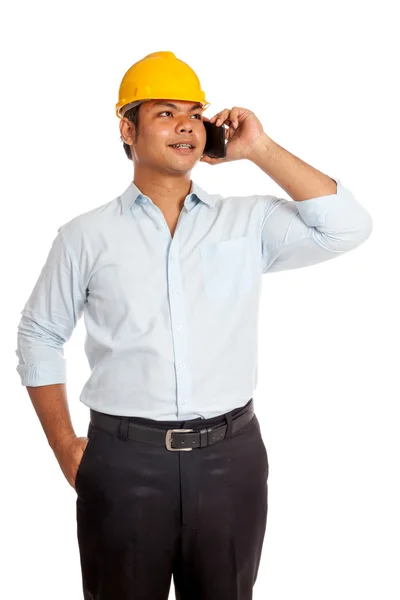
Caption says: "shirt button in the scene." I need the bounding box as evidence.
[177,325,183,331]
[179,362,185,368]
[172,290,178,295]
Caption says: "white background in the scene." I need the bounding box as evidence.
[1,0,399,598]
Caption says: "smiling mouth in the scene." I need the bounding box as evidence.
[168,145,196,152]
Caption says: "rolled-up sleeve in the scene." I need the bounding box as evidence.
[260,177,373,274]
[15,226,86,386]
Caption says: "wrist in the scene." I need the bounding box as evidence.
[50,432,77,453]
[246,133,274,163]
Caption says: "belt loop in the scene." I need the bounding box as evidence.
[118,416,130,442]
[225,411,233,439]
[200,428,208,448]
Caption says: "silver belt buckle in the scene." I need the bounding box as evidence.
[165,429,194,451]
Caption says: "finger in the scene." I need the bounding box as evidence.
[216,109,231,126]
[210,109,230,126]
[222,108,237,130]
[209,113,221,123]
[228,107,243,129]
[200,154,224,165]
[229,107,239,128]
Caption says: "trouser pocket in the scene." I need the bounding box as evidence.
[251,414,269,476]
[75,422,96,493]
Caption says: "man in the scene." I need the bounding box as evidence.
[16,51,373,599]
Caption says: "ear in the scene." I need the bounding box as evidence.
[119,118,135,146]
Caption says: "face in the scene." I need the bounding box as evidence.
[120,99,207,174]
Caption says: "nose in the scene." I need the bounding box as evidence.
[178,124,193,133]
[176,116,194,132]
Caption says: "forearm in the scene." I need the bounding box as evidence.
[248,134,337,201]
[26,384,77,451]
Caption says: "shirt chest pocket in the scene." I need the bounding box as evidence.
[200,236,254,301]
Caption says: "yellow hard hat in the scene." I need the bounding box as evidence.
[115,51,210,119]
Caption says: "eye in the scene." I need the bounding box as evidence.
[159,111,202,119]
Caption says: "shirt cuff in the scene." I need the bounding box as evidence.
[16,359,67,387]
[294,176,366,228]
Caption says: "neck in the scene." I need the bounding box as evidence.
[133,169,192,212]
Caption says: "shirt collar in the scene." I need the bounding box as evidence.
[119,179,219,214]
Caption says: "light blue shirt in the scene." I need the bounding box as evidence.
[15,176,373,420]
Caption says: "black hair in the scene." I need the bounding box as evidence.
[120,104,141,161]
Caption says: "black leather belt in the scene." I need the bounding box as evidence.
[89,400,255,451]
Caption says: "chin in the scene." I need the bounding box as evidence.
[165,155,198,168]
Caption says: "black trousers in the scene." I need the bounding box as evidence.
[75,398,269,600]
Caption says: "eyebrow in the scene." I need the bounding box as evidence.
[152,101,203,112]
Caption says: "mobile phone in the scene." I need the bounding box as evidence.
[203,120,226,159]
